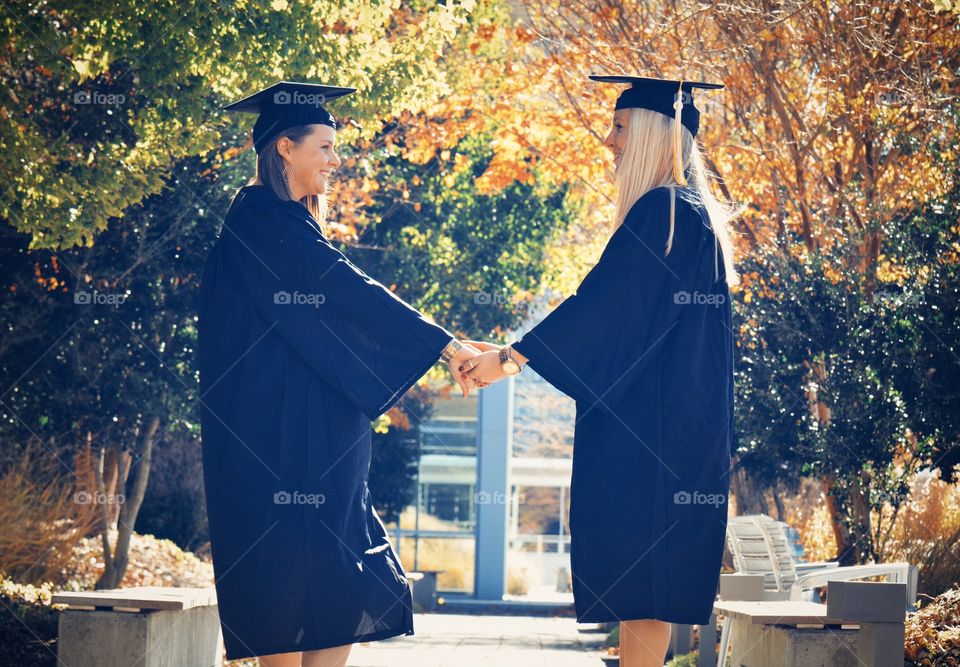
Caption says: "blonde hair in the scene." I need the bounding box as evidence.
[614,107,741,287]
[249,125,329,226]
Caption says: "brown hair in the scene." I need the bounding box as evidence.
[249,125,328,224]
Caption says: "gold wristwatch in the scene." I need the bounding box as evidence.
[440,338,462,363]
[499,346,522,375]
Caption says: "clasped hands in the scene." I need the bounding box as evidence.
[445,340,521,397]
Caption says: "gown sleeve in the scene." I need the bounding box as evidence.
[511,187,707,413]
[221,199,454,421]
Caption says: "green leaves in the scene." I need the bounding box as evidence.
[3,0,480,248]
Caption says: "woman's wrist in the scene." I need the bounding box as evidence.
[440,338,462,363]
[507,345,528,368]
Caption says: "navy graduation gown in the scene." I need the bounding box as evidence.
[512,186,734,625]
[197,185,452,659]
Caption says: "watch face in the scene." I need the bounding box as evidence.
[502,361,520,375]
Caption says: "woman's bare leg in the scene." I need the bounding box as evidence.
[301,644,352,667]
[619,619,671,667]
[258,650,301,667]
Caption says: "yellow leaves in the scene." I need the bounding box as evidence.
[270,0,288,9]
[72,59,93,79]
[822,264,843,284]
[372,414,391,435]
[876,256,911,284]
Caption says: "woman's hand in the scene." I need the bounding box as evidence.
[462,340,502,353]
[459,349,508,386]
[447,344,481,397]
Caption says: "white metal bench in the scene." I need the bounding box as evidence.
[714,515,918,667]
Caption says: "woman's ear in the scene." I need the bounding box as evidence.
[275,136,292,161]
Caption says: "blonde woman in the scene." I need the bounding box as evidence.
[463,75,740,667]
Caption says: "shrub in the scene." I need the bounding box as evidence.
[0,577,61,667]
[0,445,99,585]
[905,586,960,666]
[666,652,699,667]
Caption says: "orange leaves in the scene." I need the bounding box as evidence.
[385,405,412,431]
[514,26,537,44]
[469,23,499,53]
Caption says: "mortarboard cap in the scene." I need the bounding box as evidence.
[223,81,356,154]
[589,74,723,185]
[589,75,723,137]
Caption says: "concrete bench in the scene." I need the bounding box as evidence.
[712,580,906,667]
[409,570,446,611]
[53,586,223,667]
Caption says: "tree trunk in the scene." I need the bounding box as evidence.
[771,482,786,522]
[821,473,874,565]
[729,463,769,516]
[76,435,132,537]
[96,413,161,589]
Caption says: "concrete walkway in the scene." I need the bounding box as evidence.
[346,614,610,667]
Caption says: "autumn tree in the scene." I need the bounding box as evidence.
[403,0,960,563]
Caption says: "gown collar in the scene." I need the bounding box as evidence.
[233,185,326,237]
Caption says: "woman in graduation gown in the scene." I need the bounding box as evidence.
[198,82,480,666]
[462,75,741,667]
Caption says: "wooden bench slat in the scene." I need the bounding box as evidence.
[713,600,844,625]
[52,586,217,611]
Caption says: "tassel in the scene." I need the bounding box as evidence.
[714,231,720,282]
[666,185,676,256]
[673,80,687,186]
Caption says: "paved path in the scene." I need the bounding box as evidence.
[346,614,610,667]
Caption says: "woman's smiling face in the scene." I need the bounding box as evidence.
[603,108,630,171]
[277,124,341,199]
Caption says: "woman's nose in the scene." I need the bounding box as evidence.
[330,151,341,168]
[603,130,615,150]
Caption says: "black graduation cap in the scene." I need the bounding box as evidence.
[590,75,723,185]
[589,75,723,137]
[223,81,356,154]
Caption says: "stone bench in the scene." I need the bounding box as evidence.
[409,569,445,611]
[53,586,223,667]
[712,580,906,667]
